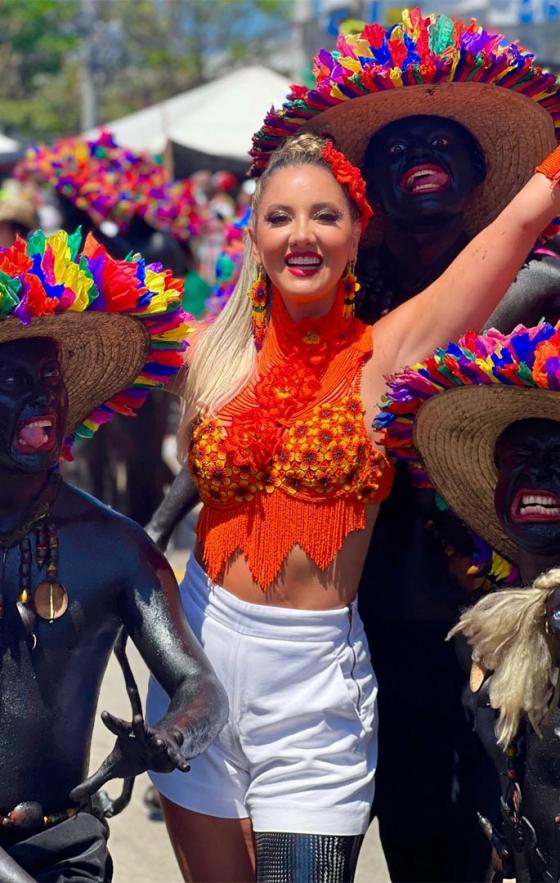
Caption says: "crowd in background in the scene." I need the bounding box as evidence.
[0,147,249,531]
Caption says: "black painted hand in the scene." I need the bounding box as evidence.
[69,710,189,802]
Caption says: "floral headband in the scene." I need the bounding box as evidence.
[322,142,373,232]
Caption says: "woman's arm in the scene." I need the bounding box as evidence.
[376,152,560,375]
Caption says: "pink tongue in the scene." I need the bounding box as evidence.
[19,425,46,449]
[412,170,448,190]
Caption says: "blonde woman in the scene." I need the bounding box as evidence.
[146,132,560,883]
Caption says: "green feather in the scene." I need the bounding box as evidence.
[26,229,46,257]
[68,226,83,261]
[428,15,454,54]
[0,273,22,314]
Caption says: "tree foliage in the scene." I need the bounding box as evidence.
[0,0,290,141]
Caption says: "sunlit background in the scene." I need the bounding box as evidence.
[1,0,558,150]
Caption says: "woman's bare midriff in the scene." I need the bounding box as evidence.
[193,502,380,610]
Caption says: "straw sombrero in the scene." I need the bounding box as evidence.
[0,228,191,456]
[375,323,560,564]
[250,8,560,244]
[0,197,39,231]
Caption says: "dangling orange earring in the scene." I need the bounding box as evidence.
[248,265,268,350]
[340,260,359,320]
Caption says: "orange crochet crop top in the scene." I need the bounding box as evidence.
[189,289,394,589]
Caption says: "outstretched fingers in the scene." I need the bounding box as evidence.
[101,710,133,739]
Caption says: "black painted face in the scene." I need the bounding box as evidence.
[0,337,68,473]
[494,418,560,555]
[363,115,486,227]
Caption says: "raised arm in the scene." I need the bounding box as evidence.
[376,148,560,375]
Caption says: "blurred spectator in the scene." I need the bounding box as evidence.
[209,169,237,220]
[0,195,39,246]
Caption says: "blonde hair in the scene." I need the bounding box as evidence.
[448,568,560,748]
[178,132,358,457]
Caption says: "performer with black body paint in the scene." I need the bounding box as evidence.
[377,321,560,881]
[0,231,227,883]
[249,12,560,880]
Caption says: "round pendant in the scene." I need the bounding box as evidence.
[34,581,68,622]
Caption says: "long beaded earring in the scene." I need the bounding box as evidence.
[340,260,360,320]
[248,265,268,350]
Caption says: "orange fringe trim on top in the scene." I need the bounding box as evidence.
[197,488,372,590]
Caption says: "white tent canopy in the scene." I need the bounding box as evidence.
[0,132,20,154]
[86,66,291,162]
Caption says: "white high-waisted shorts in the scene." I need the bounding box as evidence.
[146,554,378,835]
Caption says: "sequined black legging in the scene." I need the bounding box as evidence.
[254,832,364,883]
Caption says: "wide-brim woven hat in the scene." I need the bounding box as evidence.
[375,323,560,564]
[0,197,39,231]
[250,8,560,245]
[0,228,190,454]
[414,385,560,563]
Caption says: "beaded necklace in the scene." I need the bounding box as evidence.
[0,471,66,648]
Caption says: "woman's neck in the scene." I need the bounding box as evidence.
[280,287,338,323]
[266,280,355,360]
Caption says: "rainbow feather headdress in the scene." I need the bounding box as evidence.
[376,322,560,572]
[15,131,202,241]
[138,177,204,243]
[0,228,191,457]
[16,131,166,232]
[250,8,560,242]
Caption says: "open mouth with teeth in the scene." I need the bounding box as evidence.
[13,415,57,454]
[400,164,450,195]
[510,488,560,523]
[285,252,323,277]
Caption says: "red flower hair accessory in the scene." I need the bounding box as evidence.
[322,142,373,232]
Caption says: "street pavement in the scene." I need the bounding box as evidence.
[88,549,390,882]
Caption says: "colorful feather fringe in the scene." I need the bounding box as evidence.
[15,130,202,241]
[250,7,560,172]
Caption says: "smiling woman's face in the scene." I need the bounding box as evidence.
[250,163,361,320]
[364,115,485,229]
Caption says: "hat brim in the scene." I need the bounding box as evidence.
[413,385,560,563]
[302,82,557,246]
[0,313,150,438]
